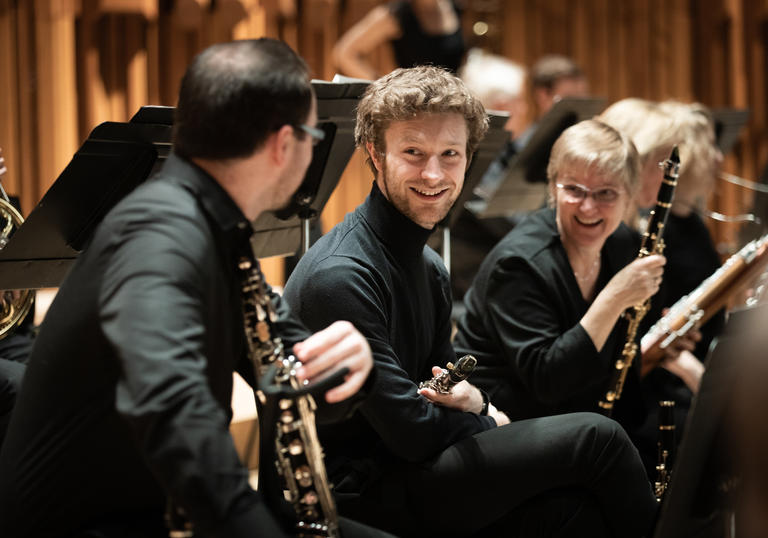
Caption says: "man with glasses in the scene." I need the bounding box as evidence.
[0,39,390,537]
[454,118,671,430]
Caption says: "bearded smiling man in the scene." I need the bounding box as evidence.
[283,66,658,538]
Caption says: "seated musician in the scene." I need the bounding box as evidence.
[454,119,665,421]
[284,68,657,537]
[600,98,724,382]
[0,38,391,538]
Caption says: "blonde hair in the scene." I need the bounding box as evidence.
[658,100,720,206]
[459,49,526,107]
[355,66,489,174]
[599,98,678,164]
[547,119,640,194]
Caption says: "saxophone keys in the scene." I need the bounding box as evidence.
[257,320,270,342]
[256,302,267,321]
[301,490,319,506]
[295,465,313,487]
[238,257,252,270]
[288,439,304,456]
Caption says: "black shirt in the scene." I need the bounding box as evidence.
[389,0,465,73]
[0,154,311,537]
[283,184,495,496]
[454,208,644,423]
[660,212,725,358]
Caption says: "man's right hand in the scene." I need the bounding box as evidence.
[292,320,373,404]
[419,366,510,426]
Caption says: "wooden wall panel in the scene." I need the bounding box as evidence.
[0,0,766,276]
[33,0,79,200]
[0,1,23,201]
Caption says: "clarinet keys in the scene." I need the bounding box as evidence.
[419,355,477,394]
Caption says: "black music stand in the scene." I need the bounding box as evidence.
[431,111,510,270]
[0,80,366,290]
[478,97,606,218]
[652,304,766,538]
[712,108,749,156]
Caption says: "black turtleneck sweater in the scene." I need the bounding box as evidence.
[283,184,495,496]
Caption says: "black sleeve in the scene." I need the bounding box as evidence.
[484,256,612,406]
[99,212,263,537]
[288,258,495,463]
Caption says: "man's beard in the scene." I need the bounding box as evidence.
[379,162,458,229]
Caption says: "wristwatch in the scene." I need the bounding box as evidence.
[478,389,490,416]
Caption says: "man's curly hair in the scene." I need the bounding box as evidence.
[355,66,489,174]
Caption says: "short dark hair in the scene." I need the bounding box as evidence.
[173,38,312,160]
[531,54,583,90]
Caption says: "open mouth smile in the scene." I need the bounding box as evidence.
[575,216,603,227]
[410,187,449,199]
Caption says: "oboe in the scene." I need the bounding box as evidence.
[419,355,477,394]
[598,147,679,416]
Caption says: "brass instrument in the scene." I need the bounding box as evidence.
[598,147,679,416]
[238,255,340,538]
[642,234,768,363]
[0,149,34,338]
[419,355,477,394]
[654,400,676,501]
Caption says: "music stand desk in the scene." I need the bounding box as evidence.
[0,80,367,289]
[480,97,606,218]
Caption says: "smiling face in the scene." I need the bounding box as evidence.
[553,161,630,251]
[369,113,468,229]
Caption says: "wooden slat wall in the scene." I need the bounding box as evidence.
[0,0,767,283]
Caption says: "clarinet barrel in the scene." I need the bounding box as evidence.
[419,354,477,394]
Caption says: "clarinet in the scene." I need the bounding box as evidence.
[419,355,477,394]
[238,255,341,538]
[598,147,679,416]
[654,400,676,501]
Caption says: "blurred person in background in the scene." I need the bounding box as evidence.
[333,0,465,80]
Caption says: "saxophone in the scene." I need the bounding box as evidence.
[0,148,34,339]
[598,147,679,416]
[238,254,340,538]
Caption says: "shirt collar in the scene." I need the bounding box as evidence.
[359,182,435,259]
[159,153,253,241]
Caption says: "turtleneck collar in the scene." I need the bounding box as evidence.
[359,182,435,260]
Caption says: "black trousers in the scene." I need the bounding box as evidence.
[74,511,394,538]
[337,412,657,537]
[0,358,25,450]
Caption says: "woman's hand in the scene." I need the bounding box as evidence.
[662,350,705,393]
[602,254,666,310]
[583,254,666,352]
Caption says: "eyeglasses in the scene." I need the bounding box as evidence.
[556,183,622,206]
[295,124,326,146]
